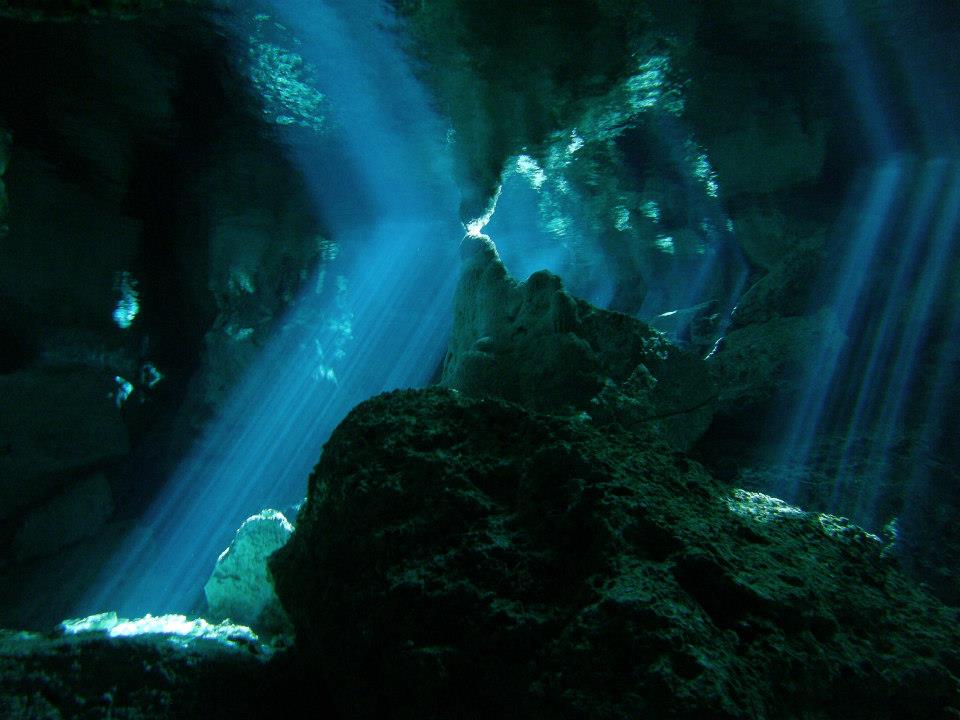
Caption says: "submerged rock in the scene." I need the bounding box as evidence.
[440,234,716,450]
[0,613,277,719]
[271,387,960,720]
[710,309,846,419]
[204,509,294,637]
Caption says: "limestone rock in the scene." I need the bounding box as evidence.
[204,509,294,637]
[0,369,129,522]
[11,473,113,561]
[710,309,846,420]
[440,234,716,450]
[0,614,311,720]
[271,388,960,719]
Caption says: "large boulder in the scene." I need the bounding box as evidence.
[204,509,294,637]
[270,387,960,720]
[440,234,716,450]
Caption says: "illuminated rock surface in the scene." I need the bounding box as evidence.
[0,614,315,719]
[204,509,294,636]
[272,387,960,719]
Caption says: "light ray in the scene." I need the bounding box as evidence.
[78,0,462,619]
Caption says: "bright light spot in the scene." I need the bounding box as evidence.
[230,269,256,294]
[614,205,631,231]
[693,152,720,197]
[727,489,805,523]
[817,514,880,543]
[466,218,487,236]
[515,154,546,190]
[626,55,684,114]
[112,271,139,330]
[654,235,675,254]
[566,130,584,156]
[627,56,666,111]
[114,376,134,408]
[465,185,502,236]
[248,29,325,133]
[60,611,263,648]
[641,200,661,222]
[545,215,571,238]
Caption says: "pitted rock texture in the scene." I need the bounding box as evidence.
[440,234,716,450]
[271,388,960,720]
[0,623,320,720]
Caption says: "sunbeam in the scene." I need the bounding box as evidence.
[77,0,462,618]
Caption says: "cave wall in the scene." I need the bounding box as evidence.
[0,3,329,626]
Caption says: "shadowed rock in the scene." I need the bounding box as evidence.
[271,387,960,720]
[440,233,716,450]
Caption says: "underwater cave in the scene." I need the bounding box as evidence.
[0,0,959,717]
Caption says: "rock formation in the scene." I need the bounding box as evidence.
[204,509,294,637]
[440,234,716,450]
[271,387,960,719]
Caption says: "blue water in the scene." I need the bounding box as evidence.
[79,0,463,618]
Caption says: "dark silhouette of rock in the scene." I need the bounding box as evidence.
[440,233,716,450]
[271,387,960,720]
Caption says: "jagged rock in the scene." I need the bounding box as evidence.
[440,233,716,450]
[11,473,113,562]
[271,388,960,719]
[0,613,311,720]
[0,369,128,522]
[204,509,294,637]
[391,0,658,222]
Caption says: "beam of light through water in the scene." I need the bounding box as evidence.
[78,0,463,619]
[776,159,904,502]
[815,0,896,155]
[897,282,960,554]
[846,164,960,525]
[768,4,960,528]
[827,160,947,507]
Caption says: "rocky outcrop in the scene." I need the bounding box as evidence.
[271,387,960,720]
[204,509,294,637]
[0,614,319,719]
[440,234,716,450]
[710,309,846,420]
[390,0,659,222]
